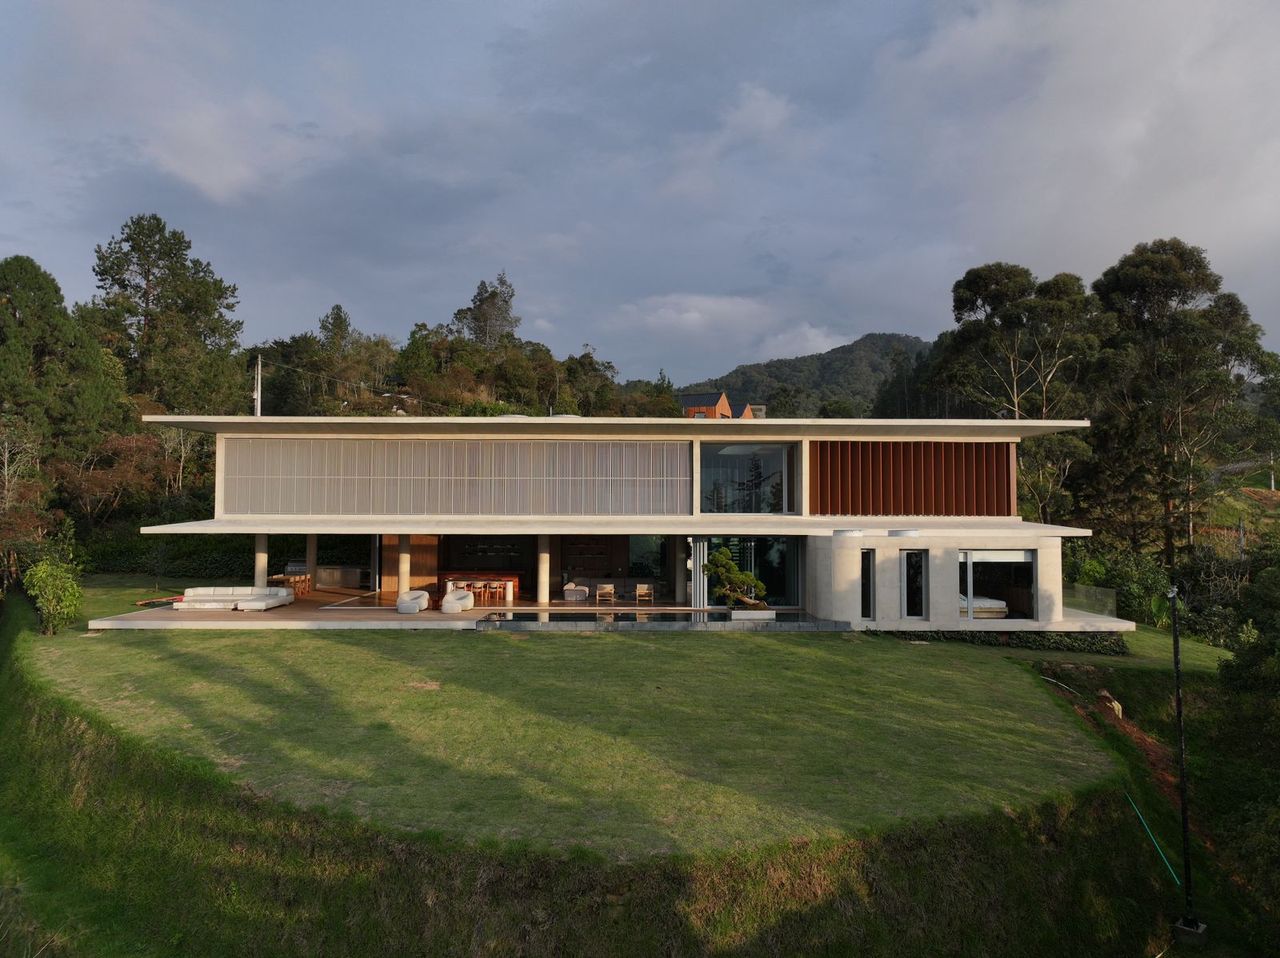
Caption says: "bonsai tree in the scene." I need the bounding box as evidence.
[702,547,768,609]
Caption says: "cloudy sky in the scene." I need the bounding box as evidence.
[3,0,1279,384]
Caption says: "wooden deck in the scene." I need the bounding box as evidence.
[87,589,697,631]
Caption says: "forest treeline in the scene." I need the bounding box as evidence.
[3,215,1279,939]
[4,216,1280,575]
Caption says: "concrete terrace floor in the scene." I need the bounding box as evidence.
[25,576,1127,858]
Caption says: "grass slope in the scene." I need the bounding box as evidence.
[41,580,1116,855]
[0,579,1207,955]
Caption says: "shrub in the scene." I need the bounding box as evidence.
[1184,604,1242,650]
[899,630,1130,656]
[22,559,82,635]
[1062,542,1169,625]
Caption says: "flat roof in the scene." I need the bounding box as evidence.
[143,415,1088,441]
[140,515,1092,538]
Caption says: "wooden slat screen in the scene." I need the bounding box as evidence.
[809,441,1015,516]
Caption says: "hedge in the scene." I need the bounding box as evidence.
[892,630,1130,656]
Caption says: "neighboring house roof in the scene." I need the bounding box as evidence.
[678,391,727,409]
[730,402,754,419]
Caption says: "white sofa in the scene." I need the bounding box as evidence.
[439,588,476,614]
[562,582,589,601]
[179,586,295,612]
[396,590,431,614]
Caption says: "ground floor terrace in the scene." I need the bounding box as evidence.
[91,525,1134,632]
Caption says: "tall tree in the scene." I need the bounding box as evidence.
[452,272,520,348]
[937,264,1104,522]
[0,255,128,460]
[1088,238,1275,562]
[89,214,244,413]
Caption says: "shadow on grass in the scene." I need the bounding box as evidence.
[0,597,1180,956]
[316,629,1113,845]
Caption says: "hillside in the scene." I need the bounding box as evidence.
[684,332,929,416]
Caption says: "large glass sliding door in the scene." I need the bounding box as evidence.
[706,536,800,606]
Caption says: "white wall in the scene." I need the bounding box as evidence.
[808,531,1068,631]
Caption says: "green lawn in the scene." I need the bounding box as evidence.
[27,576,1118,858]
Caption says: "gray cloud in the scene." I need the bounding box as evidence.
[2,0,1277,386]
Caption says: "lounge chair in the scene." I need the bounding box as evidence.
[440,589,476,614]
[596,583,616,604]
[396,590,431,613]
[634,583,654,604]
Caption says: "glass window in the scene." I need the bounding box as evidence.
[959,550,1035,620]
[901,549,928,619]
[700,443,797,513]
[706,536,800,606]
[628,535,668,579]
[860,549,875,620]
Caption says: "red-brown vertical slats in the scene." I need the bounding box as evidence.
[825,441,834,514]
[990,443,999,514]
[960,444,972,515]
[865,443,875,517]
[976,443,988,514]
[914,443,925,514]
[829,441,837,514]
[847,441,855,514]
[850,442,860,514]
[936,444,946,515]
[998,443,1008,517]
[941,443,951,514]
[927,442,935,514]
[890,443,901,514]
[835,440,844,515]
[905,443,914,514]
[1003,443,1013,517]
[897,443,906,514]
[873,443,884,514]
[907,443,916,514]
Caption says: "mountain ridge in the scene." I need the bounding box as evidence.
[683,332,930,417]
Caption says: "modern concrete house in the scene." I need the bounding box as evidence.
[96,414,1132,633]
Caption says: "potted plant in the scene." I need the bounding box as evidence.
[703,547,774,620]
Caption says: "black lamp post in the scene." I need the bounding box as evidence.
[1169,585,1208,944]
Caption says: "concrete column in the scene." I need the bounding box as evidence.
[690,440,701,515]
[829,532,861,625]
[305,534,318,581]
[799,441,811,516]
[536,533,551,605]
[674,536,688,604]
[928,547,958,627]
[253,533,268,588]
[398,536,412,594]
[370,535,380,593]
[690,536,709,608]
[1036,537,1063,623]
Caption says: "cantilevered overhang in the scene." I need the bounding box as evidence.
[143,415,1087,442]
[141,516,1092,538]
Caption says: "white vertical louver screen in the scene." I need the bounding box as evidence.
[222,438,693,516]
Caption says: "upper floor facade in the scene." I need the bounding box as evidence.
[143,415,1088,537]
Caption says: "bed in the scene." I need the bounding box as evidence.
[959,593,1008,619]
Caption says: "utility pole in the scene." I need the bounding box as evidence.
[1169,585,1208,945]
[254,354,262,417]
